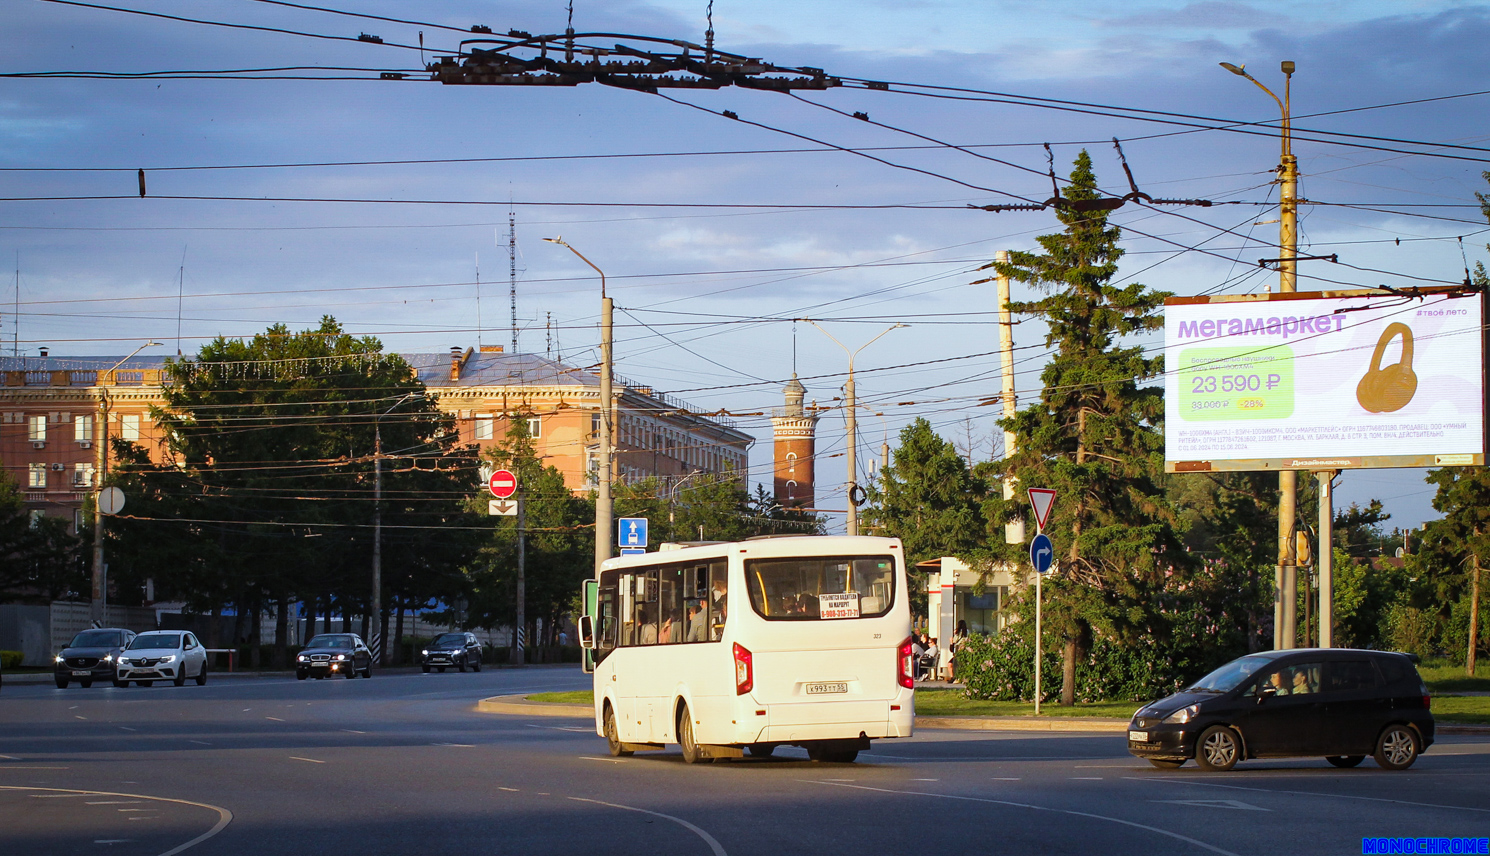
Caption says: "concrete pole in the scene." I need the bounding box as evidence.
[845,364,858,536]
[372,422,383,662]
[1277,61,1299,650]
[516,489,527,667]
[1317,470,1334,648]
[90,390,110,624]
[598,293,614,573]
[996,250,1025,545]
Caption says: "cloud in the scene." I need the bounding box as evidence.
[1104,2,1280,30]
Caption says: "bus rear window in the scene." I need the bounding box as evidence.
[746,556,895,620]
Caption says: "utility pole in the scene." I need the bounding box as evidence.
[372,392,414,666]
[1317,470,1336,648]
[90,341,159,624]
[1222,59,1298,649]
[805,321,903,537]
[544,238,612,575]
[995,250,1025,545]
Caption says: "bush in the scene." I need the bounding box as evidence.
[0,650,23,670]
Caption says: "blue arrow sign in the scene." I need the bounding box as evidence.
[1030,532,1054,575]
[618,517,648,548]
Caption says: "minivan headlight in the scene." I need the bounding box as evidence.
[1163,704,1200,724]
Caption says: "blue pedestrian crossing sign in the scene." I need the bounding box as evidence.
[618,517,649,548]
[1030,532,1055,575]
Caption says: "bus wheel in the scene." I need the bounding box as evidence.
[678,705,712,764]
[604,705,632,757]
[807,743,859,763]
[747,743,777,758]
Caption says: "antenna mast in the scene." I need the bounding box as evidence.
[509,210,518,354]
[475,251,482,350]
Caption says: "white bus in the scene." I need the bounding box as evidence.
[578,535,915,763]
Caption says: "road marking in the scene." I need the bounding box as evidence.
[95,840,132,844]
[569,797,727,856]
[0,766,70,770]
[1070,777,1103,780]
[340,730,365,734]
[909,778,939,782]
[126,817,154,822]
[118,727,138,732]
[823,778,856,782]
[0,755,17,760]
[188,741,211,746]
[432,743,476,747]
[991,777,1021,781]
[87,800,143,805]
[69,706,79,710]
[579,756,626,763]
[806,781,1239,856]
[117,808,155,813]
[498,787,519,792]
[1154,799,1269,811]
[75,715,87,720]
[0,785,232,856]
[288,757,325,764]
[265,717,285,722]
[32,793,88,798]
[524,724,591,732]
[1123,777,1490,815]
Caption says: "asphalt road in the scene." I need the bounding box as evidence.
[3,667,1488,856]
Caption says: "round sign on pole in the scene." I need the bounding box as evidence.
[488,469,518,499]
[98,486,126,516]
[1029,532,1054,575]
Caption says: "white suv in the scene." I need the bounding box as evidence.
[116,631,209,687]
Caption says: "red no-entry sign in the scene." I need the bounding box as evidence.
[488,469,518,499]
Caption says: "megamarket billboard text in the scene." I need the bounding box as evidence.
[1164,288,1485,472]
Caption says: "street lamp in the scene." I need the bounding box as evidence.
[1221,59,1301,650]
[543,237,614,577]
[91,340,162,624]
[372,391,416,666]
[803,321,905,536]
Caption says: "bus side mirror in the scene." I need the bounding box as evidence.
[578,615,595,650]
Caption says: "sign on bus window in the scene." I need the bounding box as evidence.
[745,556,896,621]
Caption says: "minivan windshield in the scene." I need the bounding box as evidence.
[1187,654,1276,692]
[746,556,896,620]
[69,630,121,648]
[128,633,182,650]
[307,635,353,649]
[432,634,465,646]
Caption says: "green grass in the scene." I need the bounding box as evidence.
[523,687,1490,724]
[913,690,1138,718]
[1429,695,1490,724]
[1419,660,1490,694]
[528,690,594,704]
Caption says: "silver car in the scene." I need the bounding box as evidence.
[116,631,209,687]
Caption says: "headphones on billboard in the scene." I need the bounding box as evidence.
[1356,322,1418,413]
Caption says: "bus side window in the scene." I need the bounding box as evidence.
[660,565,684,644]
[709,561,729,641]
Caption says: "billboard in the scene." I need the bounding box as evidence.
[1164,287,1485,471]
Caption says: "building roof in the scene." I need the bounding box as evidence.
[404,351,597,389]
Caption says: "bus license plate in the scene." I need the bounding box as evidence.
[805,682,847,695]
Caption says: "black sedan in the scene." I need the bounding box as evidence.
[54,628,137,689]
[295,634,372,680]
[1128,648,1434,771]
[420,632,483,673]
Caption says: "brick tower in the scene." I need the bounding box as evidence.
[771,374,818,509]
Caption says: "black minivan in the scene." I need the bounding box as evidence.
[1128,648,1433,771]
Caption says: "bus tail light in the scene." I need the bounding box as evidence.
[897,636,915,689]
[733,643,753,695]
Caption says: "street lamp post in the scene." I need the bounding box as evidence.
[372,391,416,666]
[803,321,904,536]
[91,341,161,624]
[1221,59,1300,649]
[543,237,613,577]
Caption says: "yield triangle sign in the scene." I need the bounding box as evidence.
[1027,488,1056,531]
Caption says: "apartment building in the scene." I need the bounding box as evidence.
[0,347,752,531]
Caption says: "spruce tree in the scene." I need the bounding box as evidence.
[863,417,987,567]
[983,151,1188,704]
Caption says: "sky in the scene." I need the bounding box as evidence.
[4,0,1490,537]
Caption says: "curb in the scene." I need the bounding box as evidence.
[476,694,594,718]
[471,695,1490,736]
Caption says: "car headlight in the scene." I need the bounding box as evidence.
[297,654,308,662]
[158,655,176,664]
[421,649,428,656]
[102,654,113,663]
[55,655,65,664]
[335,654,346,661]
[118,658,131,666]
[1162,704,1200,724]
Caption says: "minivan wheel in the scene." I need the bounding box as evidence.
[1148,758,1185,769]
[54,677,68,689]
[1326,755,1364,768]
[604,705,632,757]
[1374,725,1419,770]
[1196,725,1241,772]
